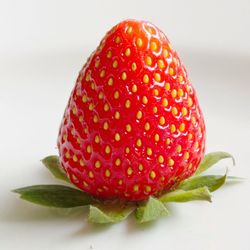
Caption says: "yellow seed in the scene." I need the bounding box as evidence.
[153,106,158,113]
[158,59,165,69]
[178,88,184,97]
[159,116,165,126]
[182,107,188,116]
[150,171,156,179]
[188,97,193,107]
[121,72,127,80]
[171,89,177,98]
[89,103,94,111]
[93,115,99,123]
[131,84,137,93]
[136,138,142,147]
[186,85,191,93]
[143,74,149,84]
[125,99,131,108]
[151,41,157,51]
[168,158,175,166]
[114,90,119,99]
[77,137,81,144]
[188,133,193,140]
[142,96,148,104]
[169,67,174,76]
[178,75,184,82]
[115,111,120,120]
[112,60,118,68]
[71,128,75,135]
[114,133,121,141]
[194,141,199,149]
[166,138,171,145]
[184,152,190,160]
[98,91,104,99]
[192,116,196,124]
[125,147,130,154]
[80,159,84,166]
[79,116,83,122]
[100,70,105,78]
[179,123,185,132]
[73,155,78,162]
[153,89,159,96]
[145,185,151,192]
[158,155,164,164]
[103,121,109,130]
[107,50,112,58]
[95,59,100,68]
[125,48,131,57]
[188,163,193,170]
[105,145,111,154]
[108,78,113,86]
[88,171,94,178]
[85,72,90,81]
[118,179,123,185]
[154,134,160,142]
[65,151,70,159]
[115,36,121,43]
[126,124,132,132]
[104,103,109,112]
[82,95,88,103]
[87,145,92,154]
[115,158,121,166]
[154,73,161,82]
[127,26,133,34]
[63,134,67,141]
[136,110,142,119]
[83,181,88,187]
[131,62,137,71]
[163,49,169,58]
[144,122,150,131]
[176,145,182,153]
[162,98,168,107]
[172,107,178,116]
[95,160,101,168]
[147,147,153,156]
[72,107,77,115]
[137,38,143,47]
[105,169,111,177]
[146,56,152,66]
[139,163,144,171]
[127,167,133,175]
[95,135,100,143]
[133,185,139,192]
[170,124,176,133]
[165,82,170,91]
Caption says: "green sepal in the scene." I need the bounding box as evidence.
[88,204,135,224]
[42,155,69,183]
[135,197,169,223]
[195,151,235,176]
[179,174,227,192]
[159,186,212,203]
[13,185,93,208]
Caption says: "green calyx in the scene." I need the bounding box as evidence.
[13,151,242,224]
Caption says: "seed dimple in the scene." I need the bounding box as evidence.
[153,106,158,114]
[86,145,92,154]
[115,36,121,44]
[170,124,176,133]
[100,69,105,78]
[145,185,151,193]
[166,138,171,145]
[179,123,185,132]
[184,152,190,160]
[114,133,121,141]
[154,133,160,142]
[126,124,132,132]
[93,115,99,123]
[127,167,133,176]
[121,72,127,80]
[142,96,148,104]
[112,60,118,68]
[165,83,170,91]
[98,91,104,99]
[137,38,143,47]
[95,59,100,68]
[80,159,84,166]
[133,185,139,192]
[158,155,164,164]
[143,74,149,84]
[151,41,157,51]
[150,171,156,179]
[162,98,168,107]
[127,26,133,34]
[88,171,94,179]
[95,160,101,168]
[125,147,130,154]
[182,107,188,116]
[144,122,150,131]
[136,110,143,119]
[171,89,177,98]
[105,169,111,177]
[125,48,131,57]
[146,56,152,66]
[73,155,78,162]
[115,158,121,166]
[107,51,112,58]
[139,163,144,171]
[168,158,175,166]
[188,97,193,107]
[131,62,137,71]
[105,145,111,154]
[103,121,109,130]
[136,138,142,147]
[147,147,153,156]
[157,59,165,69]
[82,95,88,103]
[104,103,110,112]
[169,67,174,76]
[65,151,70,159]
[95,135,100,143]
[172,107,178,116]
[89,103,94,111]
[159,116,165,126]
[125,99,131,108]
[163,49,169,58]
[153,89,159,96]
[108,78,113,86]
[178,88,184,97]
[154,73,161,82]
[132,84,137,93]
[176,145,182,153]
[115,111,120,119]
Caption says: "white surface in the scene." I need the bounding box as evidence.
[1,1,250,250]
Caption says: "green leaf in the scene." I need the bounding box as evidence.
[226,176,245,181]
[13,185,93,208]
[159,186,212,203]
[88,204,135,224]
[135,197,169,223]
[195,151,235,176]
[42,155,70,183]
[179,174,227,192]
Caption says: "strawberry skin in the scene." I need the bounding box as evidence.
[57,20,206,201]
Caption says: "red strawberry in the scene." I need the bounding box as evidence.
[57,20,206,201]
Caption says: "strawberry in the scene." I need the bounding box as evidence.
[57,19,206,201]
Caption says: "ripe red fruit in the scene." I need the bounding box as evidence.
[57,20,206,201]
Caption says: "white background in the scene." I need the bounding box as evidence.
[0,0,250,249]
